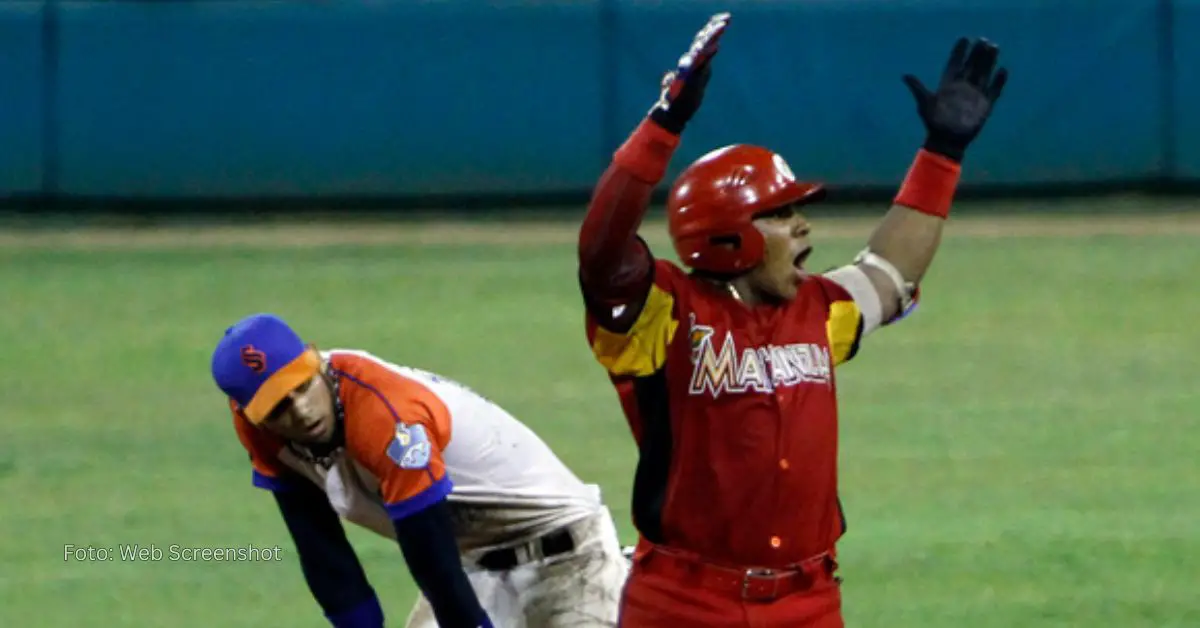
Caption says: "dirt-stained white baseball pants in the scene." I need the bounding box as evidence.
[403,507,629,628]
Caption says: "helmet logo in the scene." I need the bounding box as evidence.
[729,166,754,188]
[772,154,796,183]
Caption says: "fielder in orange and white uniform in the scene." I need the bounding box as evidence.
[211,313,628,628]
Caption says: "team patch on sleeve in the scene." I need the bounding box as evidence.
[386,423,433,470]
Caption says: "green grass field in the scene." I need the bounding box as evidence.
[2,205,1198,627]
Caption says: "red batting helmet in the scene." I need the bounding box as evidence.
[667,144,825,274]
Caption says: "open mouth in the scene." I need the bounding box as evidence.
[792,247,813,281]
[793,247,813,270]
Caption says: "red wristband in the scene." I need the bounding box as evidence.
[893,149,962,219]
[613,119,681,184]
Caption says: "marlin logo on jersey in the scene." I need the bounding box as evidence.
[687,314,832,397]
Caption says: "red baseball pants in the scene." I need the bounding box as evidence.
[618,548,844,628]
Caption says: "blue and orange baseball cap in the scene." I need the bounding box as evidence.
[211,313,321,424]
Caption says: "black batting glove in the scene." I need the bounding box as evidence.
[647,12,730,135]
[903,37,1009,163]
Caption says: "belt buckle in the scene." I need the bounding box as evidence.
[741,567,781,601]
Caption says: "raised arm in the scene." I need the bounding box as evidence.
[578,13,729,331]
[832,38,1008,328]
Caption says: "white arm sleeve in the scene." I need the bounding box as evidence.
[822,264,883,337]
[824,248,918,337]
[854,248,916,311]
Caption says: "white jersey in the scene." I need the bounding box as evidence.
[235,349,604,554]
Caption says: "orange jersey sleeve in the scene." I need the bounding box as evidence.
[230,399,292,491]
[331,354,454,521]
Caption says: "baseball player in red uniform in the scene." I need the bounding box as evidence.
[577,13,1008,627]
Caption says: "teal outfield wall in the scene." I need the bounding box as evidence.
[0,0,1195,204]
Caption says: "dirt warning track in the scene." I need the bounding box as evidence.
[1,211,1198,252]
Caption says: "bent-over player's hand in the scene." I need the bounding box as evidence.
[903,37,1008,163]
[648,12,730,135]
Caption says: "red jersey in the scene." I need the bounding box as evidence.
[585,259,865,568]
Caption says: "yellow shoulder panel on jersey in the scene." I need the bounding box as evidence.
[590,284,678,377]
[826,299,864,366]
